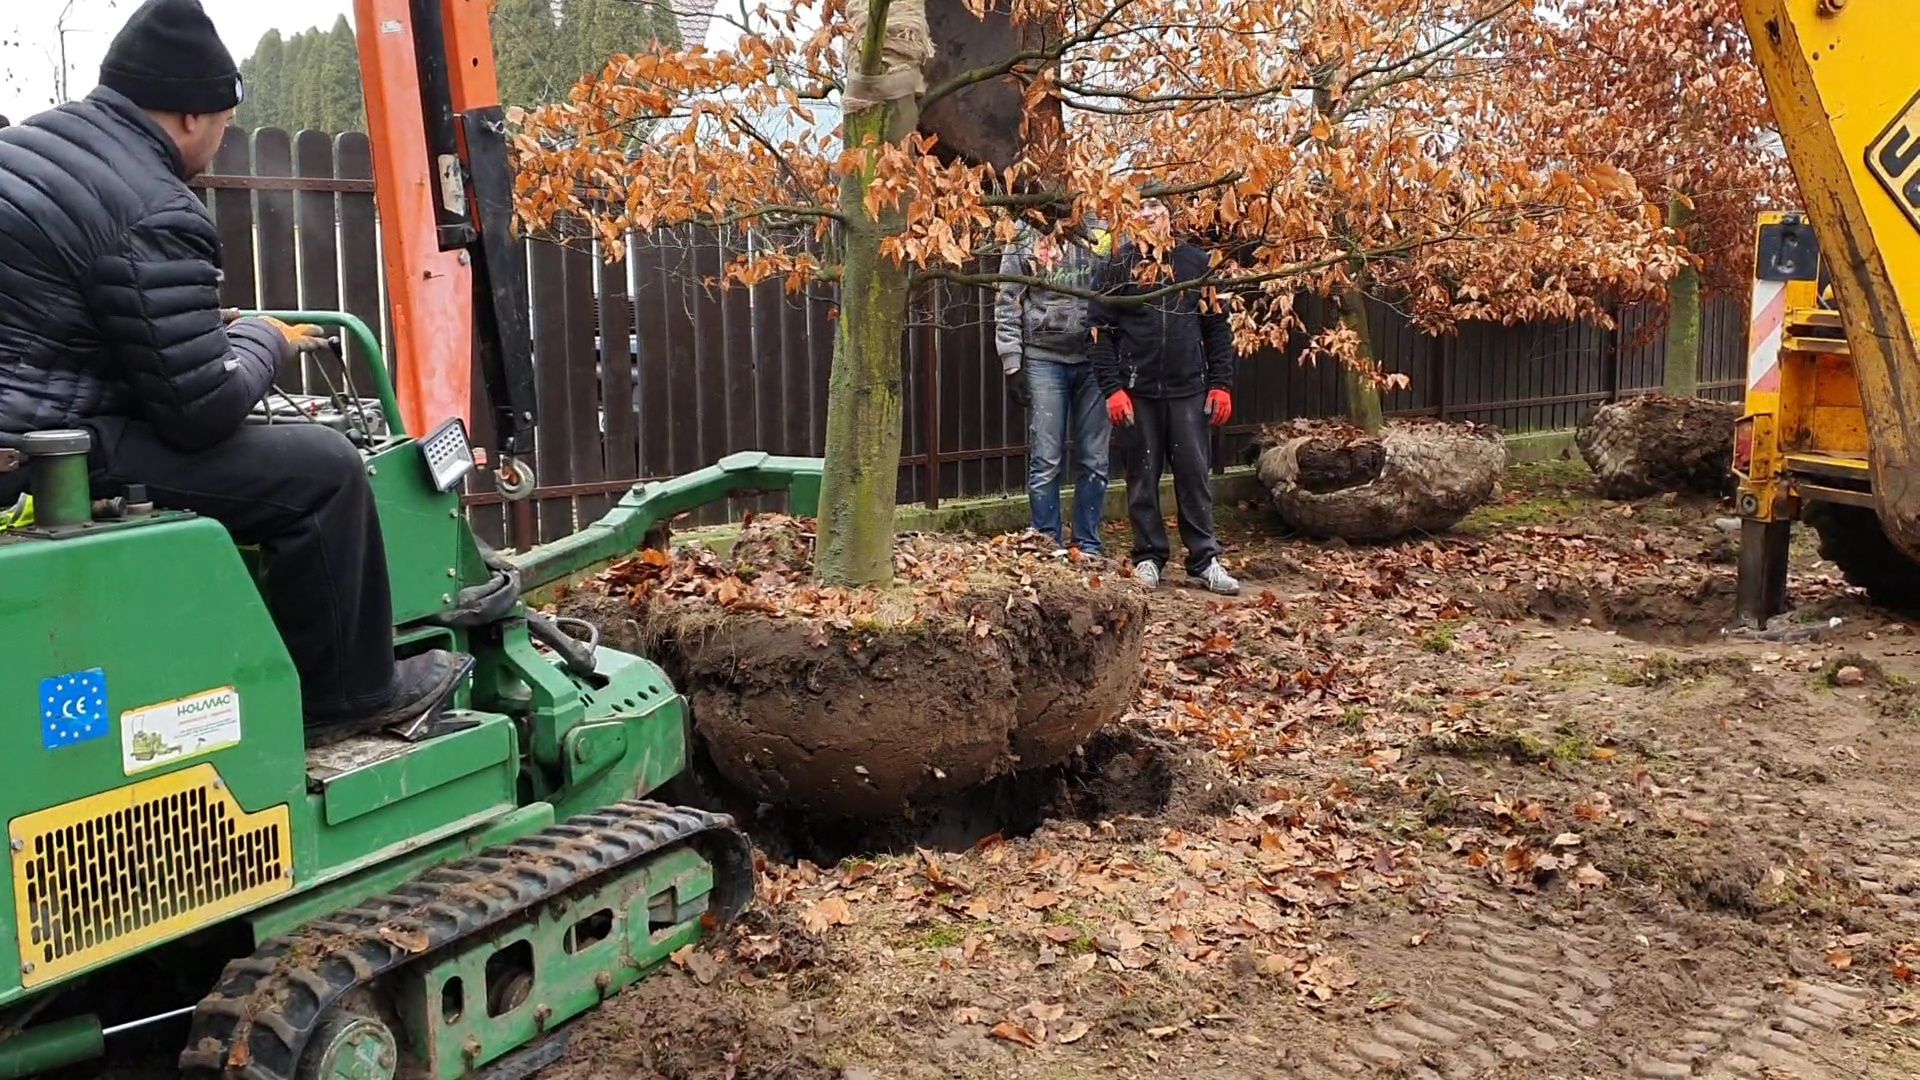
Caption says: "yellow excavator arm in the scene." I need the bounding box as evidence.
[1740,0,1920,558]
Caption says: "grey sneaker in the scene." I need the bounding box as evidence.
[1198,559,1240,596]
[1132,560,1161,589]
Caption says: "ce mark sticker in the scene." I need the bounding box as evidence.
[40,668,109,750]
[1869,89,1920,234]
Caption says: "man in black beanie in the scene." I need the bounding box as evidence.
[0,0,466,744]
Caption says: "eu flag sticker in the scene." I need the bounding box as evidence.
[42,669,108,750]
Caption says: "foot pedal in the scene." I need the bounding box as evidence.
[386,654,479,743]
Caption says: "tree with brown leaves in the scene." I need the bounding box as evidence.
[1544,0,1794,396]
[514,0,1687,585]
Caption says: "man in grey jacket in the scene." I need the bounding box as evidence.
[995,217,1113,554]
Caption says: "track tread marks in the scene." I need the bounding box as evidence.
[178,801,752,1080]
[1628,979,1873,1079]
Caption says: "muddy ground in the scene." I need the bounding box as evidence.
[542,459,1920,1080]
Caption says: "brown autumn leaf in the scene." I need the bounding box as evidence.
[378,925,432,954]
[1043,926,1080,944]
[1058,1021,1091,1044]
[952,1006,987,1025]
[1024,891,1063,910]
[803,896,854,934]
[685,949,722,985]
[989,1021,1042,1050]
[1028,1001,1067,1023]
[1828,949,1854,971]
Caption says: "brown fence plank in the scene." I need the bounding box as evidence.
[529,239,573,541]
[599,243,639,492]
[751,235,795,457]
[334,133,384,396]
[663,230,704,480]
[720,231,758,458]
[632,234,671,478]
[251,129,300,386]
[293,131,343,394]
[207,129,256,309]
[562,242,608,523]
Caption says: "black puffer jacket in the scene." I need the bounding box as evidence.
[0,87,285,451]
[1087,241,1235,400]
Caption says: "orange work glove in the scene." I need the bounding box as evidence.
[1205,388,1233,427]
[1107,390,1135,427]
[257,316,323,349]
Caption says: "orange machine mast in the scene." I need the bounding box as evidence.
[352,0,537,495]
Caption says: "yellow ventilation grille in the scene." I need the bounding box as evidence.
[9,764,292,988]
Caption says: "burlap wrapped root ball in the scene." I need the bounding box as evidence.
[1254,420,1508,541]
[1576,395,1739,499]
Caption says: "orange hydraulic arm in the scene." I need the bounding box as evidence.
[353,0,538,492]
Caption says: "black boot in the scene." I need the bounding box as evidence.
[305,649,470,747]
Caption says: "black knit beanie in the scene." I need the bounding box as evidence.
[99,0,243,116]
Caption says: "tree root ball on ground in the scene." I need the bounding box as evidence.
[558,518,1148,820]
[1576,394,1739,499]
[1253,419,1507,541]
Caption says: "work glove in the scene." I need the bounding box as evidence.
[1107,390,1135,427]
[1205,388,1233,427]
[257,316,325,353]
[1007,370,1032,410]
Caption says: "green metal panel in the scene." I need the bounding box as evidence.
[0,518,309,1004]
[366,440,468,624]
[317,714,516,826]
[550,649,688,819]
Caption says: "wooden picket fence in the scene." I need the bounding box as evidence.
[191,127,1750,548]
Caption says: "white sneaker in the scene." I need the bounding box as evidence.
[1132,560,1161,589]
[1198,559,1240,596]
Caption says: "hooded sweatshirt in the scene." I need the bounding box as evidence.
[993,221,1112,375]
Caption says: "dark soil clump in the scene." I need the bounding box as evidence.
[560,519,1149,821]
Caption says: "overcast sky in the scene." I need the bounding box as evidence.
[1,0,748,124]
[4,0,352,123]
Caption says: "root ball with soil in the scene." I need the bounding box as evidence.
[1576,394,1739,499]
[1254,419,1507,541]
[559,517,1149,820]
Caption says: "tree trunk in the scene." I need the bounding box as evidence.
[1664,195,1701,398]
[813,0,924,586]
[1340,283,1385,435]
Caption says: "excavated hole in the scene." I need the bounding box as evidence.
[667,730,1236,867]
[1514,577,1739,646]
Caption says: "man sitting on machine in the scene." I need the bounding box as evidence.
[0,0,465,745]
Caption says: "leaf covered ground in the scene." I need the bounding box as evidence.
[550,459,1920,1079]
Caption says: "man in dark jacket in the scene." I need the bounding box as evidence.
[1088,203,1240,594]
[0,0,463,744]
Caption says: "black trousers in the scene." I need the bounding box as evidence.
[1120,392,1221,575]
[94,421,397,716]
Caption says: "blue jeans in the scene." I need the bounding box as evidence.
[1025,357,1110,553]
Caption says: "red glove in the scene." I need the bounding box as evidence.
[1107,390,1135,427]
[1205,388,1233,427]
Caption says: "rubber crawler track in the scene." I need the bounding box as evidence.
[177,801,754,1079]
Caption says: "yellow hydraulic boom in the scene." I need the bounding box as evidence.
[1739,0,1920,552]
[1729,0,1920,622]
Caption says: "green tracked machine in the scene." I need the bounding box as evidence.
[0,1,826,1076]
